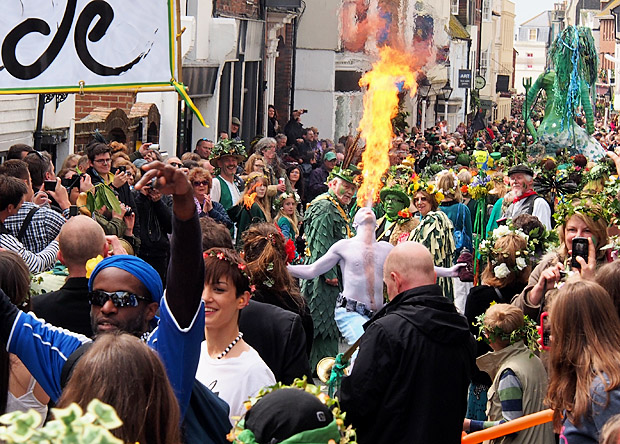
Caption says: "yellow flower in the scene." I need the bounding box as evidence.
[427,184,436,194]
[85,255,104,279]
[435,191,445,204]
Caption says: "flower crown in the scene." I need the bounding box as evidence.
[478,224,533,279]
[272,191,301,212]
[553,194,611,226]
[227,377,356,443]
[204,250,253,289]
[474,308,540,355]
[244,173,268,188]
[408,177,445,205]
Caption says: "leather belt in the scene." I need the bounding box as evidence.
[336,294,376,318]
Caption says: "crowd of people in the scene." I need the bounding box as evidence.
[0,106,620,444]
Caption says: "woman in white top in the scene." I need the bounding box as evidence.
[196,248,275,422]
[0,251,49,422]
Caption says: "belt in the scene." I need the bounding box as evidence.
[336,295,376,319]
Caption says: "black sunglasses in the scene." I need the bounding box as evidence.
[88,290,150,307]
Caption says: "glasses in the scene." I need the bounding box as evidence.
[193,180,209,187]
[414,197,428,203]
[88,290,150,307]
[170,162,182,168]
[94,158,111,164]
[385,197,405,205]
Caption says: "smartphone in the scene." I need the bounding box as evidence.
[538,312,550,351]
[117,165,126,173]
[125,207,133,217]
[571,237,589,269]
[44,180,57,192]
[61,175,81,190]
[69,205,79,217]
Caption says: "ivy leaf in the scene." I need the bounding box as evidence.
[87,400,123,430]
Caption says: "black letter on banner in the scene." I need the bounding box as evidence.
[1,0,77,80]
[75,1,144,76]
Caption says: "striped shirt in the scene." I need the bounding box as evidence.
[4,201,65,253]
[470,368,524,431]
[0,233,58,273]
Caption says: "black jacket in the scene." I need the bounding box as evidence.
[339,284,476,444]
[132,190,173,258]
[239,300,313,384]
[31,277,92,337]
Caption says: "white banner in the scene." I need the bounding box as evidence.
[0,0,174,93]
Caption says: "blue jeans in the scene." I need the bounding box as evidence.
[334,306,368,345]
[334,307,368,368]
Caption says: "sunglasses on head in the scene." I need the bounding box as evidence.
[88,290,150,307]
[193,180,209,187]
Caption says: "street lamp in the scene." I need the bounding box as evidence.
[437,80,453,127]
[439,80,453,101]
[418,77,432,130]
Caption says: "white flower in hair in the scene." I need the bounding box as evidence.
[516,257,527,271]
[493,225,511,238]
[493,263,511,279]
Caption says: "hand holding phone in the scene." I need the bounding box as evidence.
[44,180,57,192]
[570,237,589,269]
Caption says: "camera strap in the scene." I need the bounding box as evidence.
[17,207,39,241]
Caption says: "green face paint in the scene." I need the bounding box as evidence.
[337,185,347,196]
[383,194,406,219]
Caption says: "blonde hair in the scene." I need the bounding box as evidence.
[483,303,524,337]
[276,195,299,237]
[436,171,462,202]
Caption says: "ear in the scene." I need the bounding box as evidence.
[144,302,159,321]
[57,250,65,265]
[237,291,251,309]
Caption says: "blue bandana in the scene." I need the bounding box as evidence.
[88,255,164,303]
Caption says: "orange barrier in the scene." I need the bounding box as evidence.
[461,409,554,444]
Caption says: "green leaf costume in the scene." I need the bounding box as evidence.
[301,193,351,368]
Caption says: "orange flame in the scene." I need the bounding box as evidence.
[356,46,419,207]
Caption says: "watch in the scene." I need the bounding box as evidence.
[474,75,486,90]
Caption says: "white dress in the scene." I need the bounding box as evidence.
[195,341,276,422]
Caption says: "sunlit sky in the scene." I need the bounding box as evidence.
[514,0,558,28]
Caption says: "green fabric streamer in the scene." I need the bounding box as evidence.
[327,353,349,398]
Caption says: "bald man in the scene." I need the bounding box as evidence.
[31,216,110,336]
[339,242,476,444]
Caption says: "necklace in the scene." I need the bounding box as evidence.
[216,332,244,359]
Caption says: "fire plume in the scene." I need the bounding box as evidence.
[356,46,418,207]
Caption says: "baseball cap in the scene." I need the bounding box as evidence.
[324,151,337,162]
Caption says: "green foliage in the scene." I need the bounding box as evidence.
[475,310,541,355]
[85,183,122,215]
[0,399,123,444]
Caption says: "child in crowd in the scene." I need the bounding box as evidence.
[463,303,554,444]
[275,191,300,244]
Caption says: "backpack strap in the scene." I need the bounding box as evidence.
[60,342,94,389]
[17,206,39,241]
